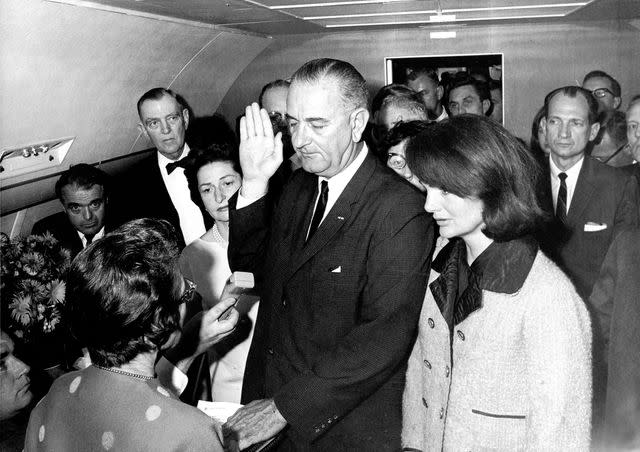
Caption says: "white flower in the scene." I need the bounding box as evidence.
[48,279,66,305]
[10,294,34,326]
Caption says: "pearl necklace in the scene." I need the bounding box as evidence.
[94,365,154,381]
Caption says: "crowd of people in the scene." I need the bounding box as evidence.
[1,57,639,451]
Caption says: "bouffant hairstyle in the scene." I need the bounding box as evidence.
[406,115,547,241]
[65,219,183,367]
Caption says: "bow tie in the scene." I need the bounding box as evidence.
[166,158,187,175]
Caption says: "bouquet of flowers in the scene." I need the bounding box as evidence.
[1,232,72,347]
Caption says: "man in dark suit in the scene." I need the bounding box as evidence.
[589,228,640,450]
[538,86,638,300]
[115,88,208,247]
[32,164,111,258]
[223,59,434,451]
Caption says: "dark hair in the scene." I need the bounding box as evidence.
[291,58,369,110]
[629,94,640,109]
[583,70,621,97]
[544,86,599,125]
[258,79,291,108]
[55,164,110,201]
[184,143,242,207]
[383,120,432,151]
[594,110,627,148]
[406,115,546,241]
[137,88,187,118]
[529,106,547,158]
[447,74,491,102]
[379,95,428,123]
[406,67,439,85]
[65,219,182,367]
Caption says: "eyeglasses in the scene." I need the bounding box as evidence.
[387,152,407,170]
[179,278,197,305]
[590,88,614,99]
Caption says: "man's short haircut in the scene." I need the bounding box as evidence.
[291,58,369,110]
[379,95,428,124]
[406,67,439,85]
[136,87,186,118]
[66,218,183,367]
[544,86,599,126]
[54,164,109,201]
[628,94,640,109]
[371,84,419,117]
[383,120,432,152]
[583,70,621,97]
[406,115,547,241]
[258,79,291,107]
[184,142,242,207]
[594,110,627,148]
[446,74,491,103]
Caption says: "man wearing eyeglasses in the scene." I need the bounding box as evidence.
[582,70,622,114]
[32,164,112,258]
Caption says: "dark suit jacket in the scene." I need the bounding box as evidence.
[589,228,640,450]
[229,152,435,451]
[538,156,639,299]
[114,150,211,247]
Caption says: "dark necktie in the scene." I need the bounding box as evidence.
[84,235,93,247]
[307,180,329,241]
[166,158,187,175]
[556,172,568,223]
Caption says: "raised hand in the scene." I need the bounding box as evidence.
[239,103,284,199]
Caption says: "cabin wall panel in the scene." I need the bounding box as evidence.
[0,0,270,235]
[218,22,640,141]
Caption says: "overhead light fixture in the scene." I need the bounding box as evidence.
[430,31,456,39]
[270,0,406,10]
[444,2,588,13]
[324,13,565,27]
[272,0,589,10]
[305,9,436,20]
[429,14,456,22]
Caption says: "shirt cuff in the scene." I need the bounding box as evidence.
[237,191,264,209]
[155,356,189,396]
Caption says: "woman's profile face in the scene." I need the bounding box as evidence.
[422,183,485,242]
[197,161,241,223]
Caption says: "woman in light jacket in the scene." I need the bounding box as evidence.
[402,115,592,451]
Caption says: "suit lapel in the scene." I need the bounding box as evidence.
[567,157,597,225]
[285,153,377,282]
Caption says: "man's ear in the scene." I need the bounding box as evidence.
[588,121,601,142]
[540,117,548,135]
[350,107,370,142]
[436,85,444,102]
[613,97,622,110]
[182,108,190,130]
[482,99,491,115]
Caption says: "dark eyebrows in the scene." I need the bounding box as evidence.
[285,113,328,124]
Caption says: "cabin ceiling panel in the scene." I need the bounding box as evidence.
[55,0,638,34]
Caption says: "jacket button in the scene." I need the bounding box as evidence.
[423,359,431,369]
[422,397,428,408]
[445,365,450,377]
[428,318,435,328]
[439,407,444,419]
[457,330,465,341]
[267,348,274,355]
[282,298,287,307]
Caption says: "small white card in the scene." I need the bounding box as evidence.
[197,401,243,423]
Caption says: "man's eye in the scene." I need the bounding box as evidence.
[571,120,584,126]
[167,115,180,123]
[147,120,159,129]
[68,206,81,214]
[89,200,103,209]
[311,123,326,130]
[548,118,559,125]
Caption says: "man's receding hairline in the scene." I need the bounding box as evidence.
[138,93,184,119]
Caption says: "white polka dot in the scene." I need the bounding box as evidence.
[156,386,170,397]
[69,376,82,394]
[38,425,45,442]
[145,405,162,421]
[102,431,114,450]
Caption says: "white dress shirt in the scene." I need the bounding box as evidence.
[550,155,584,213]
[157,144,206,245]
[78,226,105,248]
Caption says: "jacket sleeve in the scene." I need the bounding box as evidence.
[613,173,640,229]
[402,330,427,450]
[273,201,434,440]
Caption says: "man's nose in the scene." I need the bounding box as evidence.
[160,119,171,134]
[292,124,310,149]
[81,207,93,221]
[559,122,571,138]
[7,355,30,379]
